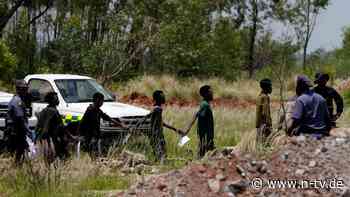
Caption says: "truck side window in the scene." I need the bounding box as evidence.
[28,79,54,103]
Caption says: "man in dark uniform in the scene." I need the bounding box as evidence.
[313,73,344,127]
[7,80,31,165]
[287,75,331,137]
[185,85,215,158]
[79,92,125,159]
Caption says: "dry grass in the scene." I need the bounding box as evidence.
[112,75,292,102]
[0,154,132,197]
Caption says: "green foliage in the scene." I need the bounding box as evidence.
[6,8,37,78]
[333,26,350,77]
[343,90,350,106]
[42,15,88,74]
[78,175,130,191]
[0,0,339,83]
[0,40,17,82]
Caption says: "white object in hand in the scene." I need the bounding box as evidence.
[178,136,190,147]
[76,141,81,159]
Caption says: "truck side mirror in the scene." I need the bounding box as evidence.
[29,90,41,102]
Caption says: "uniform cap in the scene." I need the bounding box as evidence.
[15,80,28,88]
[297,75,312,87]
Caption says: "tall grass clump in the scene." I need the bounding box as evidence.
[0,154,133,197]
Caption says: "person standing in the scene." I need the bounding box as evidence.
[184,85,215,158]
[146,90,184,163]
[79,92,125,159]
[313,73,344,127]
[7,80,31,165]
[36,92,67,163]
[256,79,273,143]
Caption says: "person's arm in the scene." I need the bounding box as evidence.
[184,104,207,135]
[256,95,263,128]
[128,112,153,134]
[286,99,303,136]
[332,89,344,120]
[100,110,127,128]
[277,107,285,130]
[287,118,300,136]
[111,117,127,129]
[163,122,185,135]
[323,102,332,131]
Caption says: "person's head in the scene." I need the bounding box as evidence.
[152,90,166,106]
[45,92,59,106]
[314,72,329,87]
[15,79,28,98]
[93,92,104,108]
[296,75,312,96]
[200,85,213,101]
[260,78,272,94]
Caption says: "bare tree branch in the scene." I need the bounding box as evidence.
[26,0,53,26]
[0,0,26,36]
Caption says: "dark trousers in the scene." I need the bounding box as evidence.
[293,125,330,136]
[198,131,215,158]
[84,137,100,159]
[14,134,28,165]
[52,137,69,160]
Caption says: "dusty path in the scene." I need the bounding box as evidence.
[116,134,350,197]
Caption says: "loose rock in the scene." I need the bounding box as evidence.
[341,188,350,197]
[156,183,167,191]
[208,179,220,193]
[308,160,317,168]
[295,169,305,176]
[296,135,306,143]
[321,147,328,153]
[224,180,248,195]
[281,152,289,161]
[236,165,246,177]
[215,173,226,181]
[257,161,268,174]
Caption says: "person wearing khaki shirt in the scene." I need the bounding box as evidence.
[256,79,272,143]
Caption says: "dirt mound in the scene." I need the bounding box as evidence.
[116,135,350,197]
[120,92,257,108]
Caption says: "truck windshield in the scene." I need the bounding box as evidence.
[55,79,115,103]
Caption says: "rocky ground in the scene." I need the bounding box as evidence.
[115,131,350,197]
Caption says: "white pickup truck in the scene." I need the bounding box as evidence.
[0,74,150,145]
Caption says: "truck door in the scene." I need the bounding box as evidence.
[28,79,55,117]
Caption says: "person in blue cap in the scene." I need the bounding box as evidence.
[287,75,331,137]
[7,80,32,165]
[313,73,343,127]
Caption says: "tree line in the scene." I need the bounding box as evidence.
[2,0,349,85]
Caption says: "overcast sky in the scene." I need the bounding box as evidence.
[308,0,350,51]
